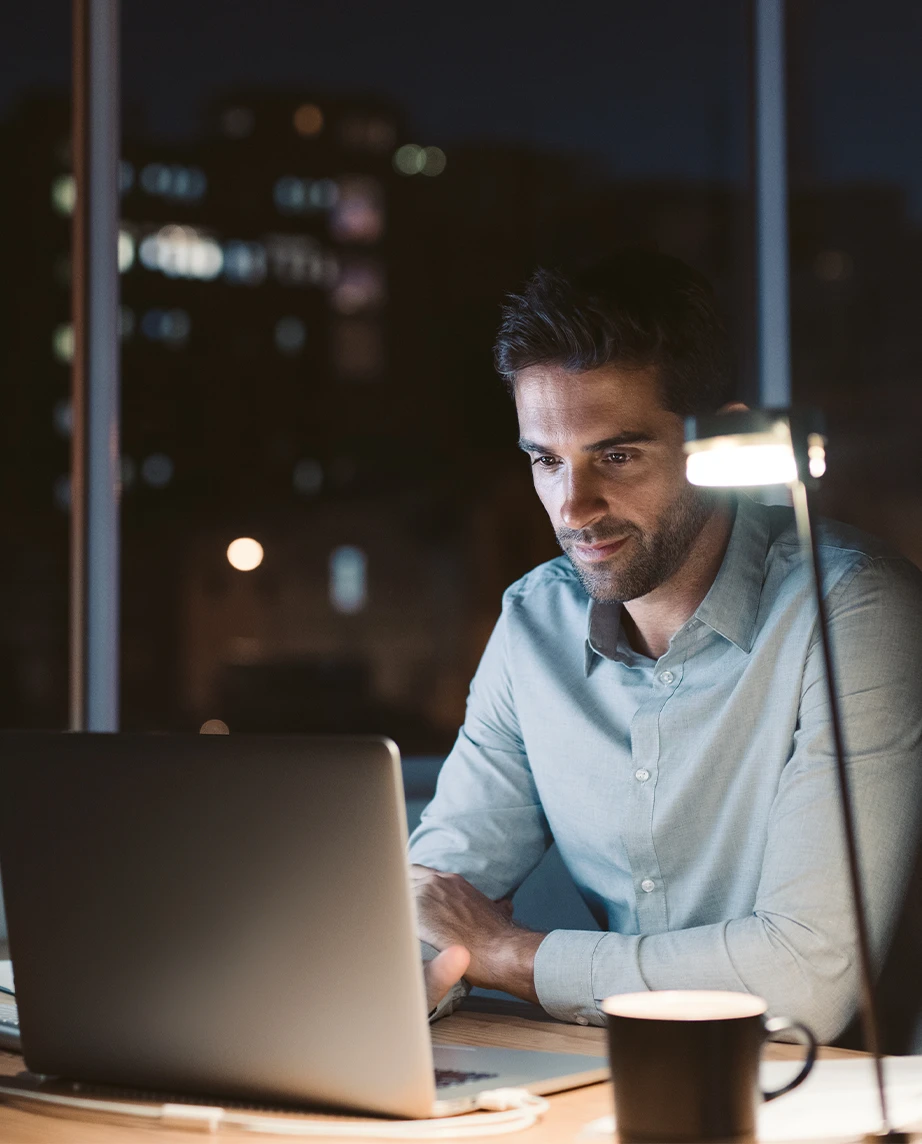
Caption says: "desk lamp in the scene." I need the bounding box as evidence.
[683,408,907,1144]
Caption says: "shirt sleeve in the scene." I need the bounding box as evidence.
[409,603,554,903]
[534,555,922,1044]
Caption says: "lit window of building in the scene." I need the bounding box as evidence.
[329,177,385,244]
[139,226,223,281]
[329,546,367,614]
[51,174,76,215]
[267,234,326,286]
[52,323,74,363]
[118,229,135,273]
[331,259,386,315]
[141,308,191,344]
[293,103,324,137]
[224,240,269,286]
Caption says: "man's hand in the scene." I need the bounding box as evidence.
[424,944,470,1013]
[412,866,545,1004]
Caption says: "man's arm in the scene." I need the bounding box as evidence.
[417,556,922,1042]
[408,602,554,1015]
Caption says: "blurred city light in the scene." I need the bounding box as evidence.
[118,160,134,194]
[274,316,306,354]
[140,163,207,201]
[421,146,447,176]
[200,719,230,734]
[227,537,264,571]
[329,177,384,243]
[331,259,386,314]
[223,240,268,285]
[814,250,853,282]
[330,545,367,613]
[52,399,72,438]
[139,226,224,281]
[292,458,323,495]
[119,306,136,340]
[393,143,446,176]
[141,453,174,488]
[140,309,191,344]
[293,103,324,136]
[52,323,74,363]
[51,174,75,215]
[393,143,425,175]
[221,106,255,138]
[273,174,339,214]
[118,229,135,273]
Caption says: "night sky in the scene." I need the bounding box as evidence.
[3,1,922,213]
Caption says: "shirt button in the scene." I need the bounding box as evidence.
[575,1016,589,1026]
[634,768,650,782]
[641,879,656,893]
[659,670,675,684]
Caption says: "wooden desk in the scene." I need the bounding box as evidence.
[0,1005,869,1144]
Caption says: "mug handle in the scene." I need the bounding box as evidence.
[760,1015,818,1102]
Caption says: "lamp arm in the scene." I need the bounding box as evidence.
[790,480,897,1140]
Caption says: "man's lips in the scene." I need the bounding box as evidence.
[571,537,628,563]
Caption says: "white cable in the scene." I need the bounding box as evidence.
[0,1083,550,1138]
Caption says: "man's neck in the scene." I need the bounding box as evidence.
[621,501,736,661]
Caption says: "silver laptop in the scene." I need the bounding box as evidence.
[0,732,607,1118]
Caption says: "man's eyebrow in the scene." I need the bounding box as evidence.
[517,432,656,454]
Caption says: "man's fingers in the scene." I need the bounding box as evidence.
[424,944,471,1013]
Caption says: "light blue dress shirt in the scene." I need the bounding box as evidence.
[409,495,922,1040]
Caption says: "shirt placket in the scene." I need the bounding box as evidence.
[626,660,682,933]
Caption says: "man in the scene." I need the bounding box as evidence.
[409,250,922,1042]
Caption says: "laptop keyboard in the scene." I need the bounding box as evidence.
[0,1001,21,1053]
[434,1068,498,1090]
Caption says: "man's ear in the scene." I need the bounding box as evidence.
[717,401,749,415]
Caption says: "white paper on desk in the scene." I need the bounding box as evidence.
[580,1057,922,1142]
[758,1057,922,1141]
[0,962,13,994]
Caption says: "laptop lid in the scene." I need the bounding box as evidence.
[0,732,437,1118]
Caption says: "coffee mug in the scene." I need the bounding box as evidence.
[602,990,817,1143]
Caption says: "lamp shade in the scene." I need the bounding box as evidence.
[683,410,826,488]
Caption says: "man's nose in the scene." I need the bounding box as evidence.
[559,469,607,531]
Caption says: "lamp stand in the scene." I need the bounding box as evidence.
[789,479,908,1143]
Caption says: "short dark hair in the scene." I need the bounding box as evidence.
[493,250,732,417]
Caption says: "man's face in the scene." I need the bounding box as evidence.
[514,363,714,603]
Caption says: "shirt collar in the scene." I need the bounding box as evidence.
[583,493,771,672]
[693,493,770,653]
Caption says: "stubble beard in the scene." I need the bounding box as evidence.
[556,486,716,604]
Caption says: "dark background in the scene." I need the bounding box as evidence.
[2,0,921,748]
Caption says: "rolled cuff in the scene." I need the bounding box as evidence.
[534,929,649,1025]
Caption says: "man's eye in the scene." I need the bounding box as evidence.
[532,456,559,468]
[604,452,631,464]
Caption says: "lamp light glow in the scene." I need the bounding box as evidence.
[686,443,797,487]
[683,411,826,490]
[227,538,264,572]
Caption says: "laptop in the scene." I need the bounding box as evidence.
[0,732,608,1118]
